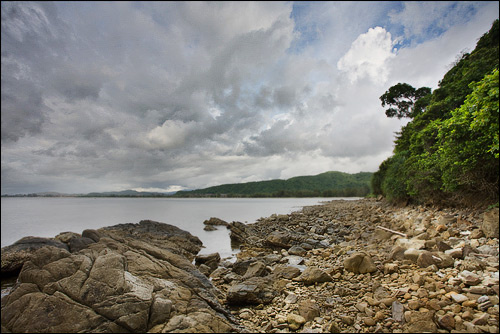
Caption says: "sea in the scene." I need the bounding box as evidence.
[0,197,360,296]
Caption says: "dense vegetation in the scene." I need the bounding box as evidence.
[372,20,499,207]
[174,171,372,197]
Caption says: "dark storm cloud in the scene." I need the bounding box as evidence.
[1,1,498,194]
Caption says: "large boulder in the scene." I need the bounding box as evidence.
[82,229,101,242]
[226,276,278,305]
[404,311,437,333]
[265,231,292,248]
[228,221,258,245]
[1,220,241,333]
[298,299,320,322]
[195,252,221,273]
[68,236,95,252]
[481,208,499,238]
[293,267,332,285]
[1,237,69,275]
[242,261,269,279]
[343,252,377,274]
[203,217,229,227]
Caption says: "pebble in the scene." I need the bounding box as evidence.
[450,293,469,303]
[209,199,499,333]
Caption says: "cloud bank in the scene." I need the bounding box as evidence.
[1,1,498,194]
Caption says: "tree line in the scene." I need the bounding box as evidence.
[372,20,499,208]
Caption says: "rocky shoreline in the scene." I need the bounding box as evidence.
[1,198,498,333]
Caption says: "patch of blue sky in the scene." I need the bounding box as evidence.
[288,1,324,54]
[385,1,481,47]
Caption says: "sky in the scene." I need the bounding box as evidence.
[1,1,499,195]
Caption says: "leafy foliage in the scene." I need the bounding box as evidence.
[379,83,431,119]
[373,20,499,207]
[437,68,499,199]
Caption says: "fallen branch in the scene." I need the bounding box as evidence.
[376,226,407,238]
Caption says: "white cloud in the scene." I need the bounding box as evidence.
[1,1,498,194]
[337,27,396,84]
[145,120,195,150]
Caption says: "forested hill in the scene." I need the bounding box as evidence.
[372,19,499,208]
[173,171,372,197]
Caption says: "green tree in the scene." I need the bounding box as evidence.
[373,20,499,206]
[437,68,499,201]
[380,83,431,119]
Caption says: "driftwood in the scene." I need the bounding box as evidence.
[376,226,407,238]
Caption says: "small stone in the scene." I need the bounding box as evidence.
[417,288,428,298]
[287,313,306,331]
[477,295,489,304]
[462,311,473,320]
[340,315,354,325]
[436,224,447,232]
[380,297,396,307]
[366,297,379,306]
[404,248,424,263]
[327,321,341,333]
[450,293,468,303]
[374,311,385,321]
[459,270,482,286]
[298,300,320,322]
[472,313,489,326]
[392,300,404,323]
[355,302,368,313]
[462,300,477,308]
[406,310,437,332]
[384,263,398,274]
[444,248,463,259]
[363,317,376,326]
[343,252,377,274]
[437,314,455,330]
[470,229,484,239]
[285,293,298,304]
[408,300,420,310]
[427,299,441,310]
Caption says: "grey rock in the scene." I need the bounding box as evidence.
[1,237,69,274]
[481,208,499,238]
[293,267,332,285]
[265,231,291,248]
[82,229,101,242]
[203,217,229,227]
[392,300,404,323]
[343,252,377,274]
[242,261,269,279]
[68,236,95,252]
[1,220,239,333]
[226,276,278,305]
[288,245,307,256]
[298,299,320,322]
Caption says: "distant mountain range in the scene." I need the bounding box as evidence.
[2,171,373,198]
[173,171,373,198]
[2,190,175,197]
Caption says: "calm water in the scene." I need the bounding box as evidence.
[1,197,359,260]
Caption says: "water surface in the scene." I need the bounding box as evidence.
[1,197,358,259]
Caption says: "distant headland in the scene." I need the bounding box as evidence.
[2,171,373,198]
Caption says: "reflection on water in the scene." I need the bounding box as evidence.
[1,276,17,299]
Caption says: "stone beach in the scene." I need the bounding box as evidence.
[208,198,499,333]
[1,198,498,333]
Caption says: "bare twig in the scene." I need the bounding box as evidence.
[376,226,407,238]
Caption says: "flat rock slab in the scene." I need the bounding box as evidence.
[1,220,241,333]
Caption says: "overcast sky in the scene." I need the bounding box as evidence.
[1,1,499,194]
